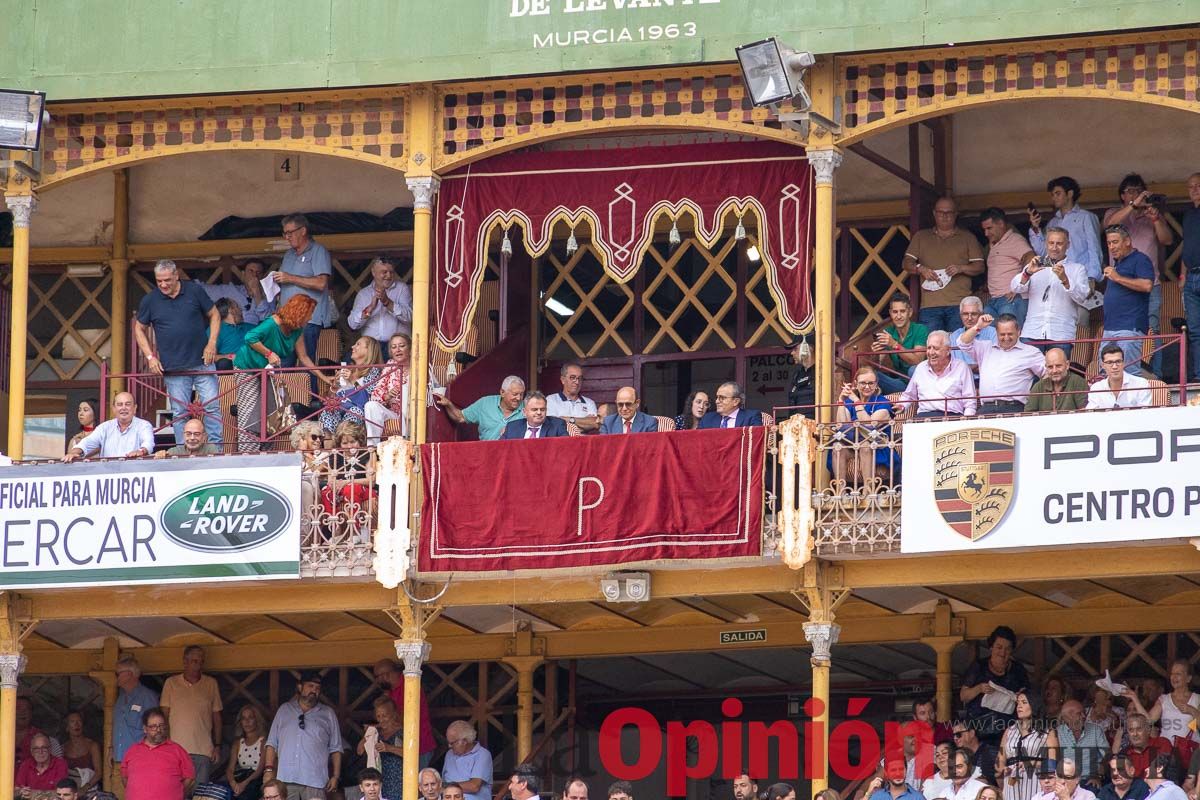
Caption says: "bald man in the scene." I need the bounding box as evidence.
[63,392,155,460]
[600,387,659,434]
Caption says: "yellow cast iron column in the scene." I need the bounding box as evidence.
[4,188,36,460]
[505,656,542,762]
[108,169,130,396]
[808,148,842,427]
[0,652,24,800]
[90,638,120,791]
[803,620,840,796]
[395,637,430,800]
[406,176,440,445]
[920,601,963,722]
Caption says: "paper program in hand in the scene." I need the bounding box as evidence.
[981,681,1017,715]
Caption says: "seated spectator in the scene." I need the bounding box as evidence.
[364,333,443,443]
[444,783,466,800]
[698,382,764,428]
[62,392,154,461]
[873,294,929,394]
[358,766,389,800]
[1113,714,1172,784]
[607,781,635,800]
[897,331,977,418]
[348,256,413,348]
[1100,224,1155,376]
[1098,753,1149,800]
[766,783,798,800]
[321,420,375,541]
[980,207,1036,324]
[954,720,1000,786]
[62,710,101,795]
[831,366,897,484]
[203,259,276,326]
[1143,754,1187,800]
[503,391,568,439]
[1013,227,1090,358]
[154,418,221,458]
[546,361,601,432]
[865,759,920,800]
[419,768,444,800]
[957,313,1046,414]
[1026,348,1088,413]
[951,296,996,376]
[562,777,590,800]
[292,420,328,517]
[1086,345,1152,410]
[15,733,69,796]
[1055,759,1099,800]
[435,376,526,441]
[1056,701,1109,786]
[1033,770,1057,800]
[66,398,100,455]
[319,336,383,433]
[1122,661,1200,764]
[1086,688,1124,742]
[233,294,320,453]
[224,704,267,800]
[54,777,80,800]
[941,749,987,800]
[675,390,710,430]
[260,779,287,800]
[602,386,659,434]
[214,297,254,370]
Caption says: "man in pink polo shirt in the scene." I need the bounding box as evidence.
[120,707,194,800]
[980,207,1036,326]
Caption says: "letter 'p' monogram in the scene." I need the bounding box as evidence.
[577,476,605,536]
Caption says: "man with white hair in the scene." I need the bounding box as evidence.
[419,767,444,800]
[442,721,493,800]
[348,256,413,347]
[134,259,222,446]
[949,296,996,374]
[434,376,526,440]
[897,331,978,418]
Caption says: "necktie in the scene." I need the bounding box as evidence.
[723,415,733,429]
[527,426,540,439]
[624,419,631,434]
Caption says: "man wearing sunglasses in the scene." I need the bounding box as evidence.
[263,672,343,799]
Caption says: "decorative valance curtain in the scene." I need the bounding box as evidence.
[433,141,814,350]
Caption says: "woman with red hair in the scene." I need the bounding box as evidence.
[234,294,319,452]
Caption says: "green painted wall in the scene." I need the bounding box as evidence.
[0,0,1194,101]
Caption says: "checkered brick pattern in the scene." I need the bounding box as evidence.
[42,95,406,182]
[842,32,1199,132]
[438,68,807,163]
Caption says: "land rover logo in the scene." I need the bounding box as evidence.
[160,482,292,553]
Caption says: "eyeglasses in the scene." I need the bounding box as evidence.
[615,402,635,408]
[1102,359,1124,367]
[952,731,966,738]
[144,723,166,731]
[298,712,306,730]
[31,745,50,751]
[282,227,303,237]
[715,394,734,401]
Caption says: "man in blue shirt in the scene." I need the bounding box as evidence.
[1100,225,1155,376]
[134,260,222,446]
[442,720,493,800]
[866,759,926,800]
[1029,176,1104,284]
[263,672,343,798]
[1181,172,1200,381]
[275,214,334,397]
[112,655,159,791]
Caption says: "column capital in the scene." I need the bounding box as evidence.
[0,652,27,688]
[5,194,36,228]
[803,621,841,663]
[394,640,430,677]
[920,634,964,653]
[406,176,442,212]
[807,149,843,186]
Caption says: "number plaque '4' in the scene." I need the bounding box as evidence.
[275,156,300,181]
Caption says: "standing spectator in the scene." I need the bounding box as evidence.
[1029,177,1104,285]
[873,294,930,394]
[1043,677,1070,724]
[15,696,63,773]
[903,196,985,333]
[442,721,493,800]
[160,645,223,786]
[950,297,996,376]
[1056,702,1110,785]
[225,705,268,800]
[66,398,100,455]
[435,376,526,441]
[545,361,600,432]
[957,313,1046,414]
[960,626,1030,743]
[62,392,155,461]
[1026,349,1088,413]
[215,297,254,369]
[1086,345,1152,410]
[364,333,412,443]
[15,733,68,796]
[372,659,436,768]
[785,334,816,409]
[263,672,343,799]
[1123,660,1200,753]
[275,214,334,396]
[1182,172,1200,381]
[698,382,765,429]
[999,692,1057,800]
[233,295,319,453]
[1102,174,1174,351]
[121,707,194,800]
[1013,227,1090,357]
[897,331,977,418]
[674,390,710,430]
[502,391,569,439]
[134,259,222,445]
[1100,225,1155,376]
[348,257,413,348]
[112,655,159,795]
[980,207,1036,324]
[203,259,276,325]
[62,711,102,795]
[602,386,660,433]
[318,336,383,433]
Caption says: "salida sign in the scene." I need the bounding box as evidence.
[0,455,302,588]
[508,0,722,49]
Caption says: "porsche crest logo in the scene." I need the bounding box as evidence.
[932,428,1016,540]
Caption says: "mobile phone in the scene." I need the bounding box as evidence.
[1027,202,1036,213]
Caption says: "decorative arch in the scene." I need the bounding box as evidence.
[834,28,1200,147]
[38,89,409,191]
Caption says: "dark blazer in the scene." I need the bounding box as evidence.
[599,411,659,434]
[501,416,569,440]
[698,408,765,429]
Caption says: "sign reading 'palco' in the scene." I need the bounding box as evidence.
[0,454,302,588]
[900,406,1200,553]
[508,0,722,49]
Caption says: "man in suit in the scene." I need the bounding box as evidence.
[501,391,568,439]
[699,382,765,428]
[600,386,659,434]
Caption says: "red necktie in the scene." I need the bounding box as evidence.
[624,419,631,434]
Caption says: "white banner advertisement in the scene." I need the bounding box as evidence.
[900,406,1200,553]
[0,454,302,588]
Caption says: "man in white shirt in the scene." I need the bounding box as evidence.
[545,361,600,432]
[62,392,155,461]
[1086,345,1152,410]
[348,257,413,347]
[1013,227,1091,359]
[898,331,978,418]
[942,749,987,800]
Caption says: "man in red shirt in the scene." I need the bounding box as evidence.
[374,659,436,766]
[15,733,68,794]
[120,707,194,800]
[1117,713,1172,779]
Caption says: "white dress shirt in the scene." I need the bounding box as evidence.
[75,417,156,458]
[1086,373,1153,409]
[899,358,978,416]
[1011,259,1090,341]
[961,338,1046,403]
[524,425,542,439]
[348,282,414,341]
